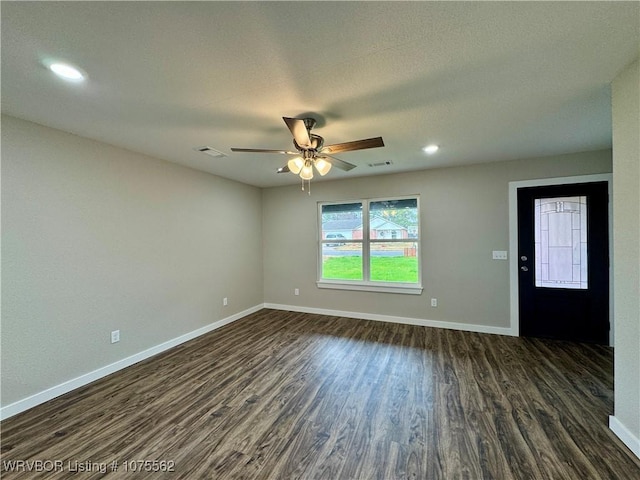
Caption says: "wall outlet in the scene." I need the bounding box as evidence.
[431,298,438,307]
[223,297,228,306]
[111,330,120,344]
[294,288,300,296]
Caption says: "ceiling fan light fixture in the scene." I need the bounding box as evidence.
[288,157,304,174]
[314,158,332,176]
[300,163,314,180]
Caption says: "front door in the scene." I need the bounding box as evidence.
[517,181,609,344]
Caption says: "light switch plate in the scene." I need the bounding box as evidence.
[492,250,508,260]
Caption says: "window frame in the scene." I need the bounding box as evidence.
[317,195,423,295]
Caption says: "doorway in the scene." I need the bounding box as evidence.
[509,175,612,345]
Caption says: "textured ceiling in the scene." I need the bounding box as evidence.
[2,2,639,187]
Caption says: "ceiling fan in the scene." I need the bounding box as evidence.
[231,117,384,186]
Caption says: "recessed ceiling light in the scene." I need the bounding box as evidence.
[423,144,439,154]
[49,63,85,81]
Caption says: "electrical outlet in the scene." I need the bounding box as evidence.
[431,298,438,307]
[294,288,300,296]
[111,330,120,344]
[223,297,228,306]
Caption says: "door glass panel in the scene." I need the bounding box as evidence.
[534,196,587,289]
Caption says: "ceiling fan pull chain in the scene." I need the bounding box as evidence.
[301,177,305,192]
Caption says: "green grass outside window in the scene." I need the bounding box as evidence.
[322,256,418,283]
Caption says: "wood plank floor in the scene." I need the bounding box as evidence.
[2,309,639,479]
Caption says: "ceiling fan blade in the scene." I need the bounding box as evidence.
[321,136,384,154]
[230,147,298,155]
[318,155,357,172]
[283,117,312,148]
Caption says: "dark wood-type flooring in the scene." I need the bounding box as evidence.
[2,309,640,479]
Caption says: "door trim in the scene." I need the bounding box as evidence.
[508,174,613,344]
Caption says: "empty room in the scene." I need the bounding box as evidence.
[2,2,639,479]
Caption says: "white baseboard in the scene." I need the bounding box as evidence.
[0,304,264,421]
[264,303,514,336]
[609,415,640,459]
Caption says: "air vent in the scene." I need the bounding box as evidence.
[367,160,393,168]
[194,146,227,158]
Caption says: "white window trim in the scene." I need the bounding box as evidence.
[317,196,423,295]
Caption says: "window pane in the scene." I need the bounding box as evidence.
[370,242,418,282]
[321,242,363,280]
[322,203,363,242]
[534,196,587,289]
[369,199,418,240]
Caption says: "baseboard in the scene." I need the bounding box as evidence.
[609,415,640,459]
[0,304,264,421]
[264,303,514,336]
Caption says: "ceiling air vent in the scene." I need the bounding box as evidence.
[367,160,393,168]
[194,146,227,158]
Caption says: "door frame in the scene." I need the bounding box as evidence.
[508,173,613,344]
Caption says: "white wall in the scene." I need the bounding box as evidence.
[262,150,612,330]
[611,58,640,458]
[1,115,264,408]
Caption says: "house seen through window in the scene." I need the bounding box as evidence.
[318,197,421,292]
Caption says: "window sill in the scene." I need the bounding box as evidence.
[316,280,423,295]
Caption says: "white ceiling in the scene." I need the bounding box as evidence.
[2,2,639,188]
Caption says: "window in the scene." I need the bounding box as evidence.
[318,197,422,294]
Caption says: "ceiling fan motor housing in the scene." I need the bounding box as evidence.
[294,134,324,152]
